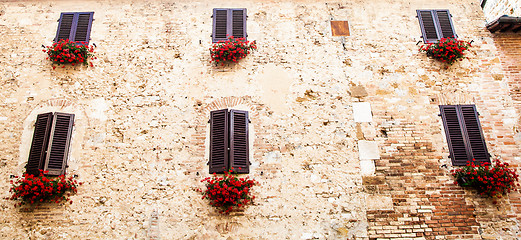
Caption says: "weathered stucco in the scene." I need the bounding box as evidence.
[0,0,520,239]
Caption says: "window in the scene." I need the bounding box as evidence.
[54,12,94,45]
[26,112,75,176]
[416,10,456,43]
[212,8,247,43]
[209,109,250,174]
[439,105,490,166]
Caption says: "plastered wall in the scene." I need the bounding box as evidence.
[0,0,520,239]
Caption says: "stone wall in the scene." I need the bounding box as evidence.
[0,0,520,239]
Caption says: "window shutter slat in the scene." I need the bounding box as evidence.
[460,105,490,163]
[417,10,440,43]
[213,9,228,43]
[72,12,94,44]
[55,13,75,42]
[44,112,74,176]
[231,9,246,39]
[209,109,229,174]
[440,106,470,166]
[435,10,457,39]
[229,110,249,174]
[26,113,53,176]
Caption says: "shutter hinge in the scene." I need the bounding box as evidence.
[438,114,441,116]
[208,119,210,123]
[211,15,213,18]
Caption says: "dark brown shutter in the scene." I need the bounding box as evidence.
[209,109,229,173]
[440,105,470,166]
[26,113,53,176]
[212,9,228,43]
[72,12,94,44]
[44,112,74,176]
[435,10,456,39]
[417,10,440,43]
[231,9,246,39]
[229,110,249,174]
[55,13,75,42]
[460,105,490,163]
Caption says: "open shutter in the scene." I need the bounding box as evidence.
[417,10,440,43]
[460,105,490,163]
[435,10,456,39]
[231,9,246,39]
[229,110,249,174]
[213,9,228,43]
[209,109,229,173]
[26,113,53,176]
[440,106,470,166]
[55,13,75,42]
[73,12,94,44]
[44,112,74,176]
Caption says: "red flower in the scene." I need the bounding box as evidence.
[210,38,256,64]
[44,39,95,69]
[452,159,518,198]
[199,169,257,214]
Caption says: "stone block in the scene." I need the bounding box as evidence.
[358,140,380,160]
[360,159,375,176]
[366,194,394,211]
[353,102,373,122]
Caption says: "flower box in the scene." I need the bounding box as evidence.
[420,38,471,66]
[210,37,256,65]
[451,159,519,200]
[8,170,80,207]
[198,169,257,214]
[44,39,95,69]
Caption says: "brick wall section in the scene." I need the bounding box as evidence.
[492,32,521,222]
[365,116,481,239]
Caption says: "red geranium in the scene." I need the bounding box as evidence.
[8,170,80,207]
[198,169,257,214]
[420,37,471,65]
[44,39,95,68]
[210,37,256,65]
[451,159,519,199]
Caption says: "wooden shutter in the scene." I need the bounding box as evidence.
[209,109,229,173]
[44,112,74,176]
[231,9,246,39]
[212,8,247,43]
[440,105,490,166]
[435,10,456,39]
[55,13,75,43]
[73,12,94,44]
[417,10,456,43]
[440,106,470,165]
[212,9,228,43]
[54,12,94,44]
[229,110,249,174]
[26,113,53,176]
[460,105,490,163]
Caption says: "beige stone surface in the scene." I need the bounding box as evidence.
[0,0,519,239]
